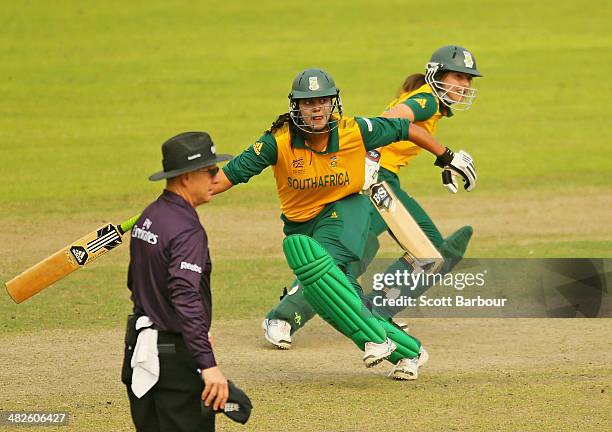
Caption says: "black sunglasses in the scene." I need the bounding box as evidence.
[197,166,219,177]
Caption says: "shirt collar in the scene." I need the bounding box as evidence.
[289,121,339,154]
[161,189,196,212]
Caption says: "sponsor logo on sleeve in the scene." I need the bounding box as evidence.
[180,261,203,274]
[132,224,159,245]
[414,98,428,109]
[253,142,263,156]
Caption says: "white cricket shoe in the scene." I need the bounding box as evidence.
[262,319,292,349]
[363,338,396,368]
[389,347,429,380]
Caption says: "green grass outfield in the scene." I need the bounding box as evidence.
[1,1,611,431]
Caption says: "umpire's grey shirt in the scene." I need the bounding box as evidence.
[128,189,216,369]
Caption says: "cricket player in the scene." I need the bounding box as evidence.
[264,45,483,358]
[213,67,476,379]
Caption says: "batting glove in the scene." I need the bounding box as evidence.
[434,148,477,193]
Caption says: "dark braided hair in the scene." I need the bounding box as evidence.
[266,112,291,134]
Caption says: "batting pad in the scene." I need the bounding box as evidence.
[379,318,421,363]
[283,235,387,349]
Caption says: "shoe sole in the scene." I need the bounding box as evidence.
[391,372,416,381]
[391,348,429,380]
[364,356,387,368]
[363,341,397,368]
[390,364,419,380]
[264,333,291,350]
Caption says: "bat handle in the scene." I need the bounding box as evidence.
[119,214,141,234]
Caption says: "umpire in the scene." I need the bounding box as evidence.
[122,131,232,431]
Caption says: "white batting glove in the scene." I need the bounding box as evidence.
[434,148,477,192]
[362,149,381,191]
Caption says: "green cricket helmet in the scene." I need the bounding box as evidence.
[288,68,343,133]
[425,45,483,111]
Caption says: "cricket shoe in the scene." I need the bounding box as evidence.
[389,347,429,380]
[262,319,292,349]
[363,338,396,368]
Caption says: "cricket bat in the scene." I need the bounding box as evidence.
[5,214,141,304]
[369,181,443,273]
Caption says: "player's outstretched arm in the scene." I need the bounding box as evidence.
[212,136,277,196]
[406,123,446,157]
[212,169,234,195]
[382,103,416,122]
[380,100,477,193]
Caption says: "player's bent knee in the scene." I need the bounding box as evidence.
[283,235,387,348]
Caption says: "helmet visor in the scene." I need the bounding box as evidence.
[425,63,478,111]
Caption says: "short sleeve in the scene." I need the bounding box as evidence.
[402,92,438,122]
[355,117,410,151]
[223,133,278,185]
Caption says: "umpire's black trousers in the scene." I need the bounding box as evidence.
[122,317,215,432]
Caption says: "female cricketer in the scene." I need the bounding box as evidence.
[263,46,483,367]
[214,67,477,380]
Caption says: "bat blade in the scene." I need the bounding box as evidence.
[5,215,139,304]
[369,181,443,273]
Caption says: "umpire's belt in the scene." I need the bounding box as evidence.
[156,329,188,354]
[157,343,176,354]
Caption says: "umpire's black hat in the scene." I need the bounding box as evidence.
[201,380,253,424]
[149,131,233,181]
